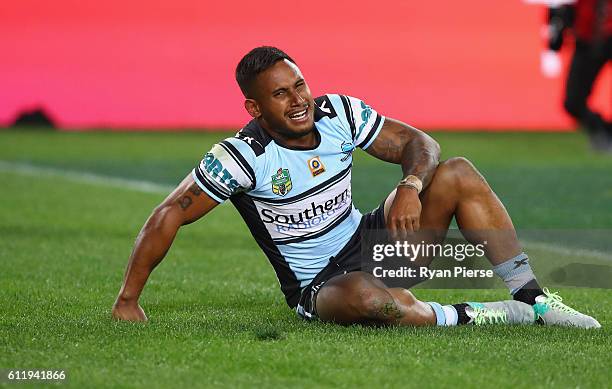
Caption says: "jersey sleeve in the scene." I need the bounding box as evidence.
[191,137,257,203]
[339,95,385,149]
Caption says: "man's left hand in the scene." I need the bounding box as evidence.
[386,186,422,240]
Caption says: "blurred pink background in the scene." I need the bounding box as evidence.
[1,0,609,130]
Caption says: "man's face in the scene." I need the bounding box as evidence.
[247,59,315,138]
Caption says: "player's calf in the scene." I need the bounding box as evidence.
[315,272,535,327]
[352,288,422,326]
[315,272,435,326]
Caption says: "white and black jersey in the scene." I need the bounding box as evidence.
[192,94,385,307]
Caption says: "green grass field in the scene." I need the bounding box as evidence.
[1,129,611,388]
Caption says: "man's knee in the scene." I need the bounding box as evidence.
[316,272,402,324]
[438,156,476,176]
[432,157,486,193]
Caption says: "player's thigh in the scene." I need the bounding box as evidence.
[383,163,461,234]
[381,166,462,267]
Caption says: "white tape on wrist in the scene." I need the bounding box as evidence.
[398,175,423,193]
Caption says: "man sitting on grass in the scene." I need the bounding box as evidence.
[112,46,600,329]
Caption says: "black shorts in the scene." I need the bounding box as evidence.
[296,202,386,320]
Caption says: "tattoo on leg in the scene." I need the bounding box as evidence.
[376,301,404,320]
[179,196,193,210]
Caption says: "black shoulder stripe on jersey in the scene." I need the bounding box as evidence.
[195,166,230,200]
[273,206,353,245]
[249,163,352,205]
[235,120,271,157]
[339,95,356,139]
[219,141,256,189]
[230,194,302,308]
[357,113,383,149]
[234,134,266,157]
[314,95,338,121]
[196,168,230,200]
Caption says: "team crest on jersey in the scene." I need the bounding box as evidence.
[340,141,355,162]
[307,156,326,177]
[271,168,293,196]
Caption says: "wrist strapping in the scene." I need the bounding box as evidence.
[398,175,423,193]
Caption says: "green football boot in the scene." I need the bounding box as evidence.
[533,288,601,329]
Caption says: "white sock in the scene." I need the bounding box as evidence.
[442,305,458,326]
[427,302,459,326]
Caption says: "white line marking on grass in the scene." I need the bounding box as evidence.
[523,240,612,262]
[1,161,609,260]
[0,160,173,194]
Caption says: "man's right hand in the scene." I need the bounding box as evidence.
[112,298,148,322]
[111,174,219,323]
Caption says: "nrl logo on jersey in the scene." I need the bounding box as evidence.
[271,168,292,196]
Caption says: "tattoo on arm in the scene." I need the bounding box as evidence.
[179,196,193,210]
[179,183,203,210]
[366,119,440,188]
[366,125,410,163]
[188,184,203,196]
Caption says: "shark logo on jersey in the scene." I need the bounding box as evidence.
[271,168,293,196]
[358,101,373,134]
[340,141,355,162]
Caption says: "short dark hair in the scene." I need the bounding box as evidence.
[235,46,296,97]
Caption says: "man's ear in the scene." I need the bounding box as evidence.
[244,99,261,118]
